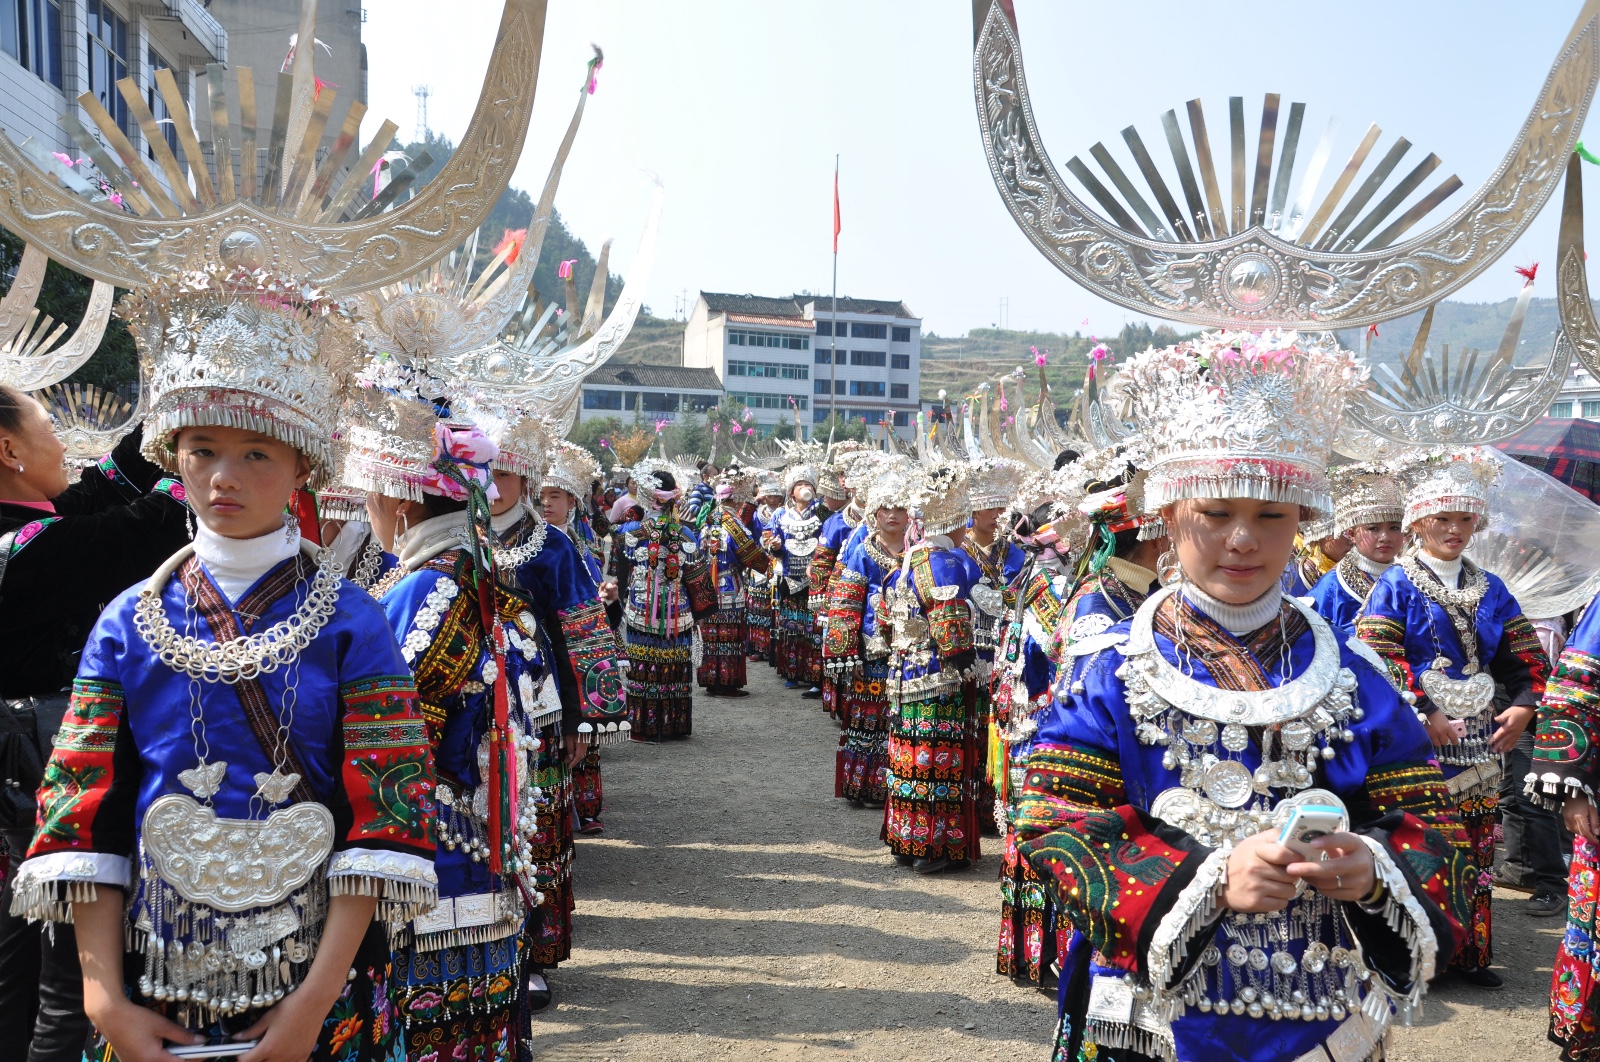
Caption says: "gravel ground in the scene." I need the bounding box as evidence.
[530,660,1566,1062]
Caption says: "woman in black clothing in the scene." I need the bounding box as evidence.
[0,384,190,1062]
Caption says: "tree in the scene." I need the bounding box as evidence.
[567,415,622,467]
[661,413,711,461]
[0,227,138,392]
[811,413,870,444]
[769,414,797,441]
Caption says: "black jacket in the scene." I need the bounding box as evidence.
[0,428,190,698]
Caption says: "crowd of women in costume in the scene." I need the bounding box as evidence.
[709,327,1600,1062]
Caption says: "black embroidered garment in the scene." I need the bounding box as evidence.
[0,427,189,698]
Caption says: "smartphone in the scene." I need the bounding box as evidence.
[1277,804,1346,861]
[167,1040,258,1059]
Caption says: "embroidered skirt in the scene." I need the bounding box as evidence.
[1451,791,1497,971]
[696,604,748,690]
[394,925,533,1062]
[883,686,978,861]
[836,660,890,803]
[745,581,773,658]
[573,746,603,827]
[528,722,575,968]
[1552,837,1600,1060]
[624,625,694,741]
[91,924,404,1062]
[998,825,1061,986]
[773,585,819,685]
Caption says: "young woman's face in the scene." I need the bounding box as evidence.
[1348,521,1404,564]
[490,471,526,516]
[540,486,572,526]
[1412,511,1479,561]
[0,395,70,499]
[875,507,909,536]
[1163,497,1300,604]
[971,507,1002,535]
[175,426,310,540]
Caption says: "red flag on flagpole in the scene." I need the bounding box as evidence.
[832,162,841,254]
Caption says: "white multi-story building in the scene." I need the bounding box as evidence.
[577,363,724,426]
[1,0,227,169]
[1550,358,1600,420]
[682,292,921,439]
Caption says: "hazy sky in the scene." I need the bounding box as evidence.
[359,1,1600,337]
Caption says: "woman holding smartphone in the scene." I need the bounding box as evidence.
[1013,334,1470,1062]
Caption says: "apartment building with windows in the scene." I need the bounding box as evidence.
[1551,357,1600,420]
[1,0,226,170]
[682,291,920,439]
[578,363,724,426]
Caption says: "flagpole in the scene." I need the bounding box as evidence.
[830,154,839,436]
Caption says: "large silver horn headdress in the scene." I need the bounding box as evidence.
[973,0,1600,329]
[976,0,1600,450]
[0,0,546,292]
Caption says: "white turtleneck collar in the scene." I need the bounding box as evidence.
[1355,552,1393,578]
[194,520,301,603]
[1181,582,1283,637]
[1418,551,1463,587]
[491,501,535,534]
[397,510,469,570]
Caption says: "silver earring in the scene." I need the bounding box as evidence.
[285,509,300,543]
[15,464,22,473]
[187,510,196,540]
[1157,547,1181,586]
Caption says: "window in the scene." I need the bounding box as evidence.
[4,0,62,87]
[584,389,622,410]
[852,322,887,339]
[729,391,808,411]
[1584,400,1600,420]
[147,48,181,158]
[87,0,130,134]
[728,359,807,380]
[1552,401,1574,418]
[686,394,718,412]
[814,349,832,364]
[850,350,886,367]
[640,392,680,413]
[890,383,909,399]
[893,411,910,427]
[850,380,885,398]
[891,353,911,370]
[727,328,809,350]
[814,378,830,395]
[891,326,912,343]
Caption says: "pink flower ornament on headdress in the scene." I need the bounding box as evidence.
[422,421,500,501]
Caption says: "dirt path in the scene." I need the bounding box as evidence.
[531,661,1564,1061]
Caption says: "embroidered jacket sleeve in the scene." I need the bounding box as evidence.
[321,588,439,919]
[1530,593,1600,809]
[1014,646,1219,976]
[50,425,164,511]
[1356,570,1425,707]
[910,547,976,664]
[1485,576,1550,708]
[721,509,766,571]
[823,539,870,663]
[681,527,718,621]
[514,528,626,734]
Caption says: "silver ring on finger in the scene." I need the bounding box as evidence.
[1335,874,1343,890]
